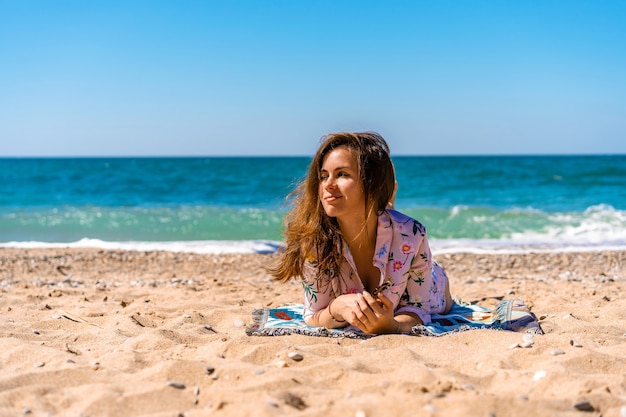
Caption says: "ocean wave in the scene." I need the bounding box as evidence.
[1,204,624,254]
[402,204,626,253]
[0,205,285,242]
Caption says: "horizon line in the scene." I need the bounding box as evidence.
[0,153,625,159]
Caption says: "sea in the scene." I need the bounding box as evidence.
[1,156,625,254]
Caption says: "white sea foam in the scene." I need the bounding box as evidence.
[430,238,626,255]
[432,204,626,254]
[0,238,284,255]
[2,235,624,255]
[433,220,626,254]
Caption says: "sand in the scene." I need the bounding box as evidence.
[0,248,624,417]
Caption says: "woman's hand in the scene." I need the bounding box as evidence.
[327,294,359,323]
[348,292,398,334]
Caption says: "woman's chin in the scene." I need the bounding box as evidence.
[321,205,339,218]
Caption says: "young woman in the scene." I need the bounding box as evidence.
[270,132,453,334]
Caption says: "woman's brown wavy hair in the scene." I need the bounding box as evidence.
[270,131,396,282]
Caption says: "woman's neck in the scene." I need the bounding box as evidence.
[338,209,378,252]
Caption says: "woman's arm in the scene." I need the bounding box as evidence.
[394,232,435,325]
[301,259,353,329]
[307,291,423,333]
[347,292,422,334]
[394,312,422,332]
[305,296,352,329]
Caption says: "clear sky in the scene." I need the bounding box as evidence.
[1,1,625,156]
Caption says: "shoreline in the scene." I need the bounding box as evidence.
[3,237,626,258]
[1,247,624,416]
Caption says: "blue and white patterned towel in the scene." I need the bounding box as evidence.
[246,299,542,338]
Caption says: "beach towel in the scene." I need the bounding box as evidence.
[246,299,542,338]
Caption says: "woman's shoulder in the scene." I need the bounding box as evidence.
[385,208,421,225]
[384,209,427,236]
[386,208,412,222]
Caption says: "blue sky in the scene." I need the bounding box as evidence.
[1,1,625,156]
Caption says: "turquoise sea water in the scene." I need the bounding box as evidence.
[1,156,625,253]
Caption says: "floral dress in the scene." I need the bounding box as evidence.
[301,209,449,325]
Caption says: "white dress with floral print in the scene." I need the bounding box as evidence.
[301,209,449,325]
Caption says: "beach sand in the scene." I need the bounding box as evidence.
[1,248,624,417]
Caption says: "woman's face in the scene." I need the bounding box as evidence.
[318,147,366,222]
